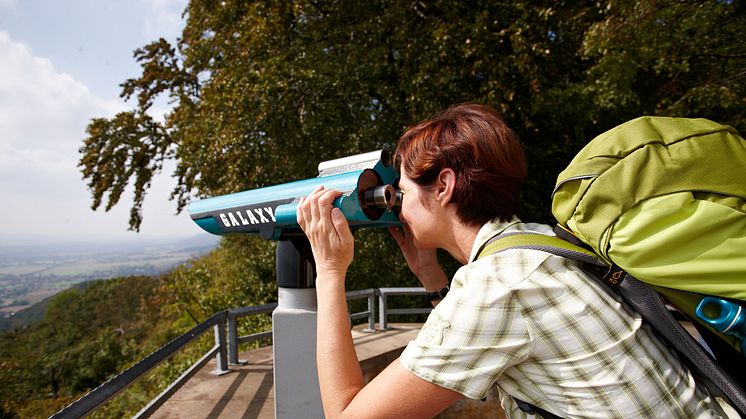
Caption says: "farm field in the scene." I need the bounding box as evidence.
[0,235,218,318]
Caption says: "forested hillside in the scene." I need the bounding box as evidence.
[0,233,424,418]
[0,276,162,417]
[0,237,281,418]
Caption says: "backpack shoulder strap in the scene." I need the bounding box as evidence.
[478,231,603,266]
[478,230,746,417]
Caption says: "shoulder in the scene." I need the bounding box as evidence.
[462,221,557,289]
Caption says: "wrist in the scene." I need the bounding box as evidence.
[413,264,441,279]
[315,270,346,291]
[425,285,450,302]
[416,269,449,291]
[315,264,349,280]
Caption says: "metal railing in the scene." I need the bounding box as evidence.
[378,287,431,330]
[227,303,278,365]
[51,287,430,418]
[346,288,378,331]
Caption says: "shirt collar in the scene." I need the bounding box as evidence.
[468,216,521,263]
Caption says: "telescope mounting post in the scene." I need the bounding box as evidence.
[272,237,324,418]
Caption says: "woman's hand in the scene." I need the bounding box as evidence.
[388,224,448,291]
[297,186,354,278]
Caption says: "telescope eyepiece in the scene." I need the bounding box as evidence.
[363,184,397,211]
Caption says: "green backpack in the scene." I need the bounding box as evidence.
[552,116,746,342]
[553,116,746,298]
[479,116,746,416]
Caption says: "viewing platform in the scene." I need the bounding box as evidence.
[150,323,505,419]
[51,288,506,418]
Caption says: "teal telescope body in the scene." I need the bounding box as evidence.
[188,150,401,240]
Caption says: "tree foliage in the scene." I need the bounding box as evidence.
[80,0,744,234]
[0,277,161,417]
[77,1,745,344]
[76,2,745,334]
[0,252,279,418]
[163,235,277,321]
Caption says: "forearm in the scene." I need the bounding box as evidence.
[417,265,449,291]
[315,271,364,418]
[416,266,450,307]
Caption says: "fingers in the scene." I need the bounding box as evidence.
[296,186,323,233]
[296,186,354,271]
[331,207,352,242]
[309,187,322,226]
[297,198,305,230]
[317,188,343,217]
[296,188,315,233]
[296,186,344,234]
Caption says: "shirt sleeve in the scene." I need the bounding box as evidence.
[399,259,533,400]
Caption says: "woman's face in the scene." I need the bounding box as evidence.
[398,167,442,249]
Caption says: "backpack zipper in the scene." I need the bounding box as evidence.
[551,174,598,199]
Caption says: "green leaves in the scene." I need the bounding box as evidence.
[0,277,161,417]
[77,0,745,278]
[80,0,745,231]
[580,0,745,128]
[79,111,171,230]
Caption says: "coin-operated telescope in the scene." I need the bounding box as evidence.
[188,150,402,418]
[188,150,402,240]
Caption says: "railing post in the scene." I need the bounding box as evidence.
[213,313,229,375]
[227,311,245,365]
[379,289,389,330]
[364,290,376,332]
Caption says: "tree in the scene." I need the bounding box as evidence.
[80,0,603,228]
[580,0,745,129]
[79,0,744,284]
[0,276,162,418]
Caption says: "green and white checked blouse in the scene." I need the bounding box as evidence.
[399,219,733,418]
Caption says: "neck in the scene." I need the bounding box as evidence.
[441,219,480,265]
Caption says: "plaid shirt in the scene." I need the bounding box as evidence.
[400,218,731,418]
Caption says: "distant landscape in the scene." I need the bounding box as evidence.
[0,235,219,322]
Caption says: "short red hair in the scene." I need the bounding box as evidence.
[395,103,527,226]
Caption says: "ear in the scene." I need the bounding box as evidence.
[434,168,456,207]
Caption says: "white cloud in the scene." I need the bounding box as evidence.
[0,32,123,161]
[0,31,196,238]
[0,143,75,175]
[141,0,187,42]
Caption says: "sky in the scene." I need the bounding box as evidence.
[0,0,201,243]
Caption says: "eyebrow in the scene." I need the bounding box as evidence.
[399,183,416,194]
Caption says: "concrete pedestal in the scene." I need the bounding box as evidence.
[272,287,323,419]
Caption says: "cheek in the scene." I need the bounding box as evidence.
[399,198,416,223]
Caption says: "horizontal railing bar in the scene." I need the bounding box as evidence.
[345,289,376,300]
[387,308,431,316]
[237,330,273,344]
[134,344,221,418]
[378,287,426,296]
[350,311,371,321]
[50,311,227,419]
[52,286,431,418]
[229,303,278,317]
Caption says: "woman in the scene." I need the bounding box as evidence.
[296,103,732,418]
